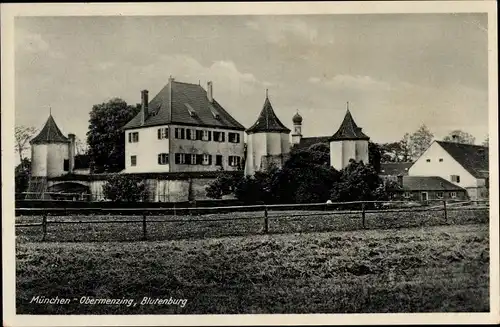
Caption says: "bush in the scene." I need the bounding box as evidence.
[102,174,148,202]
[205,173,239,199]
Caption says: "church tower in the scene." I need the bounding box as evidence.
[291,111,303,145]
[329,103,370,171]
[245,91,291,175]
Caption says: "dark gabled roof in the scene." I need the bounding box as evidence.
[402,176,465,191]
[330,109,369,141]
[246,96,291,134]
[380,162,413,176]
[123,80,245,131]
[294,136,331,151]
[30,115,69,144]
[436,141,489,179]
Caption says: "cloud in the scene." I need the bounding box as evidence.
[308,77,321,84]
[245,18,324,45]
[310,74,393,92]
[16,29,65,59]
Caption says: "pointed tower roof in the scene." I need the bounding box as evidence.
[30,114,69,144]
[246,93,291,134]
[330,108,370,141]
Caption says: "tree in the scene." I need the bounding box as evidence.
[15,126,37,164]
[400,133,413,162]
[330,160,387,206]
[15,158,31,196]
[368,142,381,173]
[409,124,434,159]
[86,98,140,173]
[75,136,88,155]
[482,135,489,147]
[205,173,239,199]
[443,130,476,144]
[102,174,148,202]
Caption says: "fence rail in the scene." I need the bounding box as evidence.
[15,199,489,242]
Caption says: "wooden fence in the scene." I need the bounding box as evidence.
[15,199,489,242]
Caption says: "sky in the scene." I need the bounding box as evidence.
[15,13,489,152]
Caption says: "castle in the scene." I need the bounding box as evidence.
[26,78,370,201]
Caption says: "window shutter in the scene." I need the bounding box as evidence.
[236,133,240,143]
[208,131,212,141]
[158,129,161,139]
[128,133,132,143]
[222,132,225,142]
[208,154,212,165]
[158,154,161,164]
[175,153,180,164]
[186,129,191,140]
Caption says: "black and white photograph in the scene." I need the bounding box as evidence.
[2,1,498,326]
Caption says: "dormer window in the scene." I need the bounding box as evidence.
[185,103,197,117]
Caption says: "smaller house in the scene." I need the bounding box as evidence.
[408,141,489,200]
[391,176,468,202]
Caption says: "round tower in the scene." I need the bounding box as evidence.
[245,90,291,175]
[30,114,71,178]
[291,111,303,145]
[329,103,370,171]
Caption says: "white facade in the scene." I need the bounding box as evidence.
[291,123,302,145]
[329,139,369,171]
[124,124,245,173]
[245,132,290,175]
[408,141,478,189]
[31,143,69,178]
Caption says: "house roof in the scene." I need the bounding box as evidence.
[246,96,291,134]
[436,141,489,179]
[30,115,69,144]
[294,136,331,151]
[402,176,465,191]
[330,109,370,141]
[380,162,413,176]
[123,80,245,131]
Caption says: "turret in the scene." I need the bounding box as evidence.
[245,90,291,175]
[291,111,303,145]
[30,114,71,178]
[329,103,370,171]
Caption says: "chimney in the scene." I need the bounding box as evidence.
[141,90,149,125]
[68,134,76,174]
[207,81,213,103]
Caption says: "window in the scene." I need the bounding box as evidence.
[129,132,139,143]
[403,192,411,199]
[426,159,431,162]
[450,192,457,199]
[174,153,186,164]
[213,131,225,142]
[63,159,69,171]
[202,154,212,165]
[451,175,461,183]
[201,130,212,141]
[439,158,443,162]
[130,155,137,166]
[436,192,444,199]
[175,128,185,139]
[157,153,169,165]
[216,155,223,166]
[186,129,197,140]
[229,155,241,167]
[189,154,197,165]
[228,132,240,143]
[157,128,169,140]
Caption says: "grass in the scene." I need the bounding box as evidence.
[16,223,489,314]
[15,207,488,242]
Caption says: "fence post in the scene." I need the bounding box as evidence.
[361,202,366,229]
[443,200,447,223]
[264,205,269,234]
[142,211,147,241]
[42,214,47,241]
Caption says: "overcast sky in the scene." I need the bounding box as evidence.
[15,13,489,147]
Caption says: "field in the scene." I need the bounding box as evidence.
[16,221,489,314]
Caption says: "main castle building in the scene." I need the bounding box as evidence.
[26,77,370,201]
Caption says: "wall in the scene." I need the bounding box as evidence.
[408,142,477,188]
[280,133,291,155]
[355,140,369,165]
[169,124,245,172]
[125,125,170,173]
[47,143,69,178]
[31,144,48,177]
[342,140,357,168]
[329,141,343,171]
[246,132,289,175]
